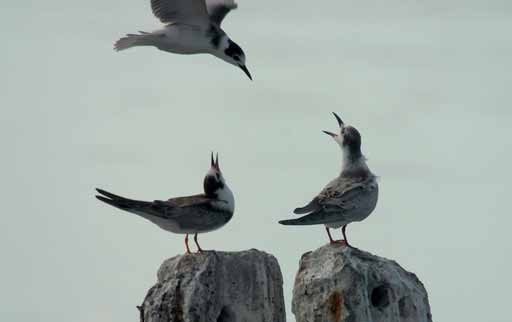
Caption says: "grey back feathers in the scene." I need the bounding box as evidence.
[280,175,378,226]
[150,0,237,25]
[96,188,233,234]
[280,113,379,229]
[207,0,238,26]
[150,0,208,24]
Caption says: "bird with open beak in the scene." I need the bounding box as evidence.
[279,112,379,247]
[96,153,235,254]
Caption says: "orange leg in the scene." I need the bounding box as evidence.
[194,233,203,253]
[184,234,191,254]
[341,225,350,247]
[326,225,349,246]
[325,226,336,243]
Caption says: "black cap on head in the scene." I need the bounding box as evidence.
[224,39,244,58]
[225,40,252,80]
[342,126,362,158]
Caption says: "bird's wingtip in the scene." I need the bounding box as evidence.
[96,195,111,203]
[278,219,294,225]
[96,188,107,195]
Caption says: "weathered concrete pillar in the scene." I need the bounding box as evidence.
[292,244,433,322]
[139,249,286,322]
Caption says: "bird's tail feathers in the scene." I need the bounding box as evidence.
[279,211,333,226]
[114,32,153,51]
[95,188,151,212]
[279,217,323,226]
[278,218,306,226]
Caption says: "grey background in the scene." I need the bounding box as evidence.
[1,1,511,321]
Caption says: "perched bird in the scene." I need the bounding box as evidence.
[96,153,234,254]
[114,0,252,80]
[279,113,379,247]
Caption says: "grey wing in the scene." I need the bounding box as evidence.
[166,203,229,231]
[280,181,378,225]
[150,0,209,24]
[96,188,174,218]
[206,0,238,26]
[293,197,320,214]
[293,177,341,214]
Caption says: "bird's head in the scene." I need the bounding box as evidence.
[204,152,227,197]
[323,112,363,161]
[216,37,251,80]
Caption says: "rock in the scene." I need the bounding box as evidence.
[138,249,286,322]
[292,244,433,322]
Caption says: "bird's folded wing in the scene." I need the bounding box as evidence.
[166,194,212,208]
[281,180,377,225]
[280,210,347,225]
[293,197,320,214]
[151,0,210,25]
[206,0,238,26]
[126,195,212,219]
[322,180,378,212]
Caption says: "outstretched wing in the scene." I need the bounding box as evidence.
[206,0,238,26]
[150,0,209,25]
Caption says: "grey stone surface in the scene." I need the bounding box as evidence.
[292,244,433,322]
[139,249,286,322]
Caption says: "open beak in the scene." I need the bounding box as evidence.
[322,130,337,137]
[323,113,344,137]
[239,65,252,80]
[210,152,220,171]
[332,112,344,129]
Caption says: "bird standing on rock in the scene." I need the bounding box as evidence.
[279,113,379,247]
[96,153,235,254]
[114,0,252,80]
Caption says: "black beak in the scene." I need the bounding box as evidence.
[322,130,337,137]
[332,112,344,128]
[239,65,252,80]
[211,152,220,170]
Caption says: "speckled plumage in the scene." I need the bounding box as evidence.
[279,113,379,245]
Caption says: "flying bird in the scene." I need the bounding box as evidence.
[114,0,252,80]
[279,113,379,247]
[96,153,235,254]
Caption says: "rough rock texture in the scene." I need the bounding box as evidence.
[292,244,433,322]
[139,249,286,322]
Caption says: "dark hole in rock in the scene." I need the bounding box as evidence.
[370,285,390,309]
[217,306,236,322]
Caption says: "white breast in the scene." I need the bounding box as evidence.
[214,184,235,213]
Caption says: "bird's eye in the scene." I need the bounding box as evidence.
[233,56,240,61]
